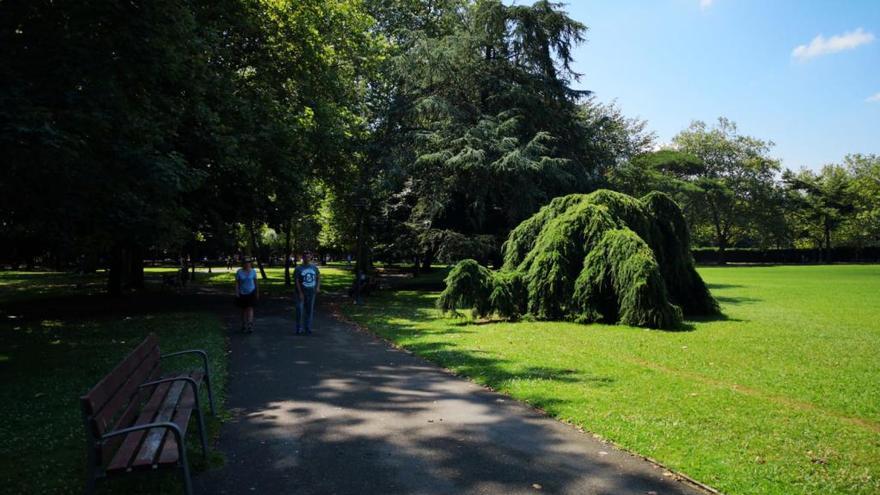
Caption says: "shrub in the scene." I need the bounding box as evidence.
[437,259,493,317]
[489,271,527,319]
[443,190,719,329]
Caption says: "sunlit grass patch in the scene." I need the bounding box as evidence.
[342,264,880,495]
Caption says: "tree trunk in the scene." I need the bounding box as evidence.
[248,223,268,280]
[710,210,726,265]
[179,255,188,287]
[108,246,123,296]
[420,249,435,273]
[284,220,292,286]
[129,246,144,290]
[824,218,833,263]
[717,236,727,265]
[356,206,367,275]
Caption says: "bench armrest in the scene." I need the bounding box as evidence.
[158,350,216,416]
[161,349,210,377]
[100,421,191,479]
[101,421,183,441]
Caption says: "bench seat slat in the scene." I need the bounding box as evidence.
[128,380,187,468]
[158,383,199,465]
[105,381,172,473]
[106,370,208,472]
[100,374,163,464]
[149,370,204,466]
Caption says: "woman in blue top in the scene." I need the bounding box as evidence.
[235,259,259,333]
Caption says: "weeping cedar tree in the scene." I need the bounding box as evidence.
[366,0,653,268]
[438,190,719,329]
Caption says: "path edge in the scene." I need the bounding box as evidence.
[326,297,724,495]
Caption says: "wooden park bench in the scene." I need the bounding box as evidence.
[79,334,215,495]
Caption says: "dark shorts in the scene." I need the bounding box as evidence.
[236,292,256,308]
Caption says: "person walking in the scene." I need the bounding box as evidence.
[294,252,320,335]
[235,259,259,333]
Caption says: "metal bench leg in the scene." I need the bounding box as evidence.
[196,405,208,461]
[205,374,216,415]
[81,409,99,495]
[181,463,194,495]
[84,474,97,495]
[178,442,193,495]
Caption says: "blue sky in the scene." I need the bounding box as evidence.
[545,0,880,170]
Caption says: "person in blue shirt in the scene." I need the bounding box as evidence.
[235,259,259,333]
[294,252,321,334]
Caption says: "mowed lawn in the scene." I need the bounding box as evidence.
[343,265,880,495]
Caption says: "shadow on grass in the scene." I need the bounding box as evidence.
[714,295,761,306]
[398,339,607,388]
[447,313,704,333]
[706,283,746,290]
[682,311,745,329]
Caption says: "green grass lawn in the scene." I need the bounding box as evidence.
[342,264,880,495]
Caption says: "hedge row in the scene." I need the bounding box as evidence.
[692,246,880,264]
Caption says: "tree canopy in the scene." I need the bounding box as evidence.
[1,1,878,290]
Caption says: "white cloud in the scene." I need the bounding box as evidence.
[792,28,875,61]
[867,92,880,103]
[699,0,715,9]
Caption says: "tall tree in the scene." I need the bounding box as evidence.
[366,0,651,267]
[783,165,855,258]
[0,0,236,292]
[843,154,880,247]
[671,118,780,259]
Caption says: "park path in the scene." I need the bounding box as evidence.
[194,296,710,495]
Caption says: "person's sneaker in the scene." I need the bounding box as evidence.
[247,322,254,334]
[295,328,302,335]
[305,329,313,335]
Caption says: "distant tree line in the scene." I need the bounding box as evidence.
[608,119,880,262]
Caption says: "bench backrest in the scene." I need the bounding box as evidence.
[80,334,163,463]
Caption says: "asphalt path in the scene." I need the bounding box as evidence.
[195,297,710,495]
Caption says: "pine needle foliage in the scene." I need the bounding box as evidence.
[573,229,683,329]
[488,271,527,320]
[501,193,588,269]
[440,189,720,329]
[437,259,493,318]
